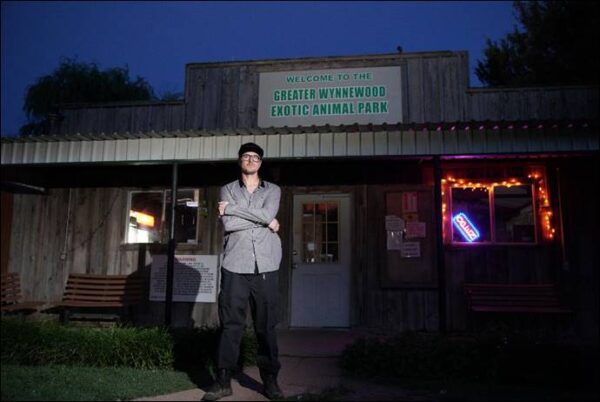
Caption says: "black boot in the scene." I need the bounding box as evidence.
[260,371,283,400]
[202,369,232,401]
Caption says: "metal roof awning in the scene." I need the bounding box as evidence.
[1,121,597,166]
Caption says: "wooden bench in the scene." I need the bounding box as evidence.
[1,272,45,313]
[464,283,573,314]
[58,273,144,323]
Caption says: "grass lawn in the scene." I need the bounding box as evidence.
[1,364,199,401]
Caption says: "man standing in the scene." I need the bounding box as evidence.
[203,143,284,401]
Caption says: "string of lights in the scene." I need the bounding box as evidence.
[441,169,556,243]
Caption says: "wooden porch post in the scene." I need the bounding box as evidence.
[165,163,178,326]
[433,156,447,333]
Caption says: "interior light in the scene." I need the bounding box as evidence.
[130,210,155,227]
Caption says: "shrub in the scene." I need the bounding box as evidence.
[339,333,490,382]
[339,331,598,387]
[1,317,173,369]
[1,317,258,371]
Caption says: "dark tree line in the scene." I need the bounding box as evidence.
[476,1,600,87]
[20,58,157,136]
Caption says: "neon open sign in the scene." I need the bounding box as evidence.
[452,212,480,242]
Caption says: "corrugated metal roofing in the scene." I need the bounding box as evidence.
[1,122,597,165]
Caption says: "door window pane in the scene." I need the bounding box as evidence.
[315,202,327,222]
[326,202,338,222]
[326,243,338,263]
[327,223,338,242]
[303,203,314,215]
[301,201,340,263]
[493,185,535,243]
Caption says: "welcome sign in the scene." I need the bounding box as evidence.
[258,66,402,127]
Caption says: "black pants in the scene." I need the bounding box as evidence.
[217,268,281,375]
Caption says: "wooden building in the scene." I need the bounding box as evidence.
[1,51,598,338]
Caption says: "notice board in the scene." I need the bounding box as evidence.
[381,186,436,288]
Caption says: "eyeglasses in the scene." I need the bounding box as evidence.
[240,154,262,162]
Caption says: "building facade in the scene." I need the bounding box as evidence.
[1,51,598,338]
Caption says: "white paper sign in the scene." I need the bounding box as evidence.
[150,255,219,303]
[387,230,403,250]
[405,222,426,238]
[402,192,418,213]
[385,215,405,231]
[400,242,421,258]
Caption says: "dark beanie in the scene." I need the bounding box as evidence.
[238,142,264,158]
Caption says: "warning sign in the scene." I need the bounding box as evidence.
[402,192,418,213]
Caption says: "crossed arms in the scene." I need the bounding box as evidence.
[219,185,281,233]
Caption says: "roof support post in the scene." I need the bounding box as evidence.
[433,156,447,333]
[165,162,178,327]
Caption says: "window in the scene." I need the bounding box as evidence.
[493,185,535,243]
[301,201,339,263]
[442,166,555,245]
[127,189,200,244]
[128,191,163,243]
[451,187,491,242]
[450,184,535,244]
[165,189,200,244]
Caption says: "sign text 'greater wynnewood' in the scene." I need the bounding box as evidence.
[271,85,388,117]
[257,67,402,127]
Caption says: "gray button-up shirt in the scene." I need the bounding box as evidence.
[220,179,282,274]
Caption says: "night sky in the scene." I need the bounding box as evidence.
[1,1,516,137]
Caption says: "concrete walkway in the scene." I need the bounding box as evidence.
[135,329,440,401]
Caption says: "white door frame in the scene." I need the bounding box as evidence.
[289,192,352,328]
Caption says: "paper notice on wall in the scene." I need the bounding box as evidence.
[385,215,405,231]
[402,192,418,213]
[387,230,403,250]
[150,254,219,303]
[400,241,421,258]
[405,222,426,238]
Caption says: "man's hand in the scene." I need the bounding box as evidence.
[268,218,280,233]
[218,201,229,216]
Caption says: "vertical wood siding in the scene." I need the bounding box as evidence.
[7,187,221,327]
[183,54,470,129]
[58,103,185,135]
[54,53,597,136]
[55,53,598,137]
[7,160,594,333]
[444,246,560,331]
[361,184,439,332]
[467,86,599,121]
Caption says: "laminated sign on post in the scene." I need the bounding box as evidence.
[150,255,219,303]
